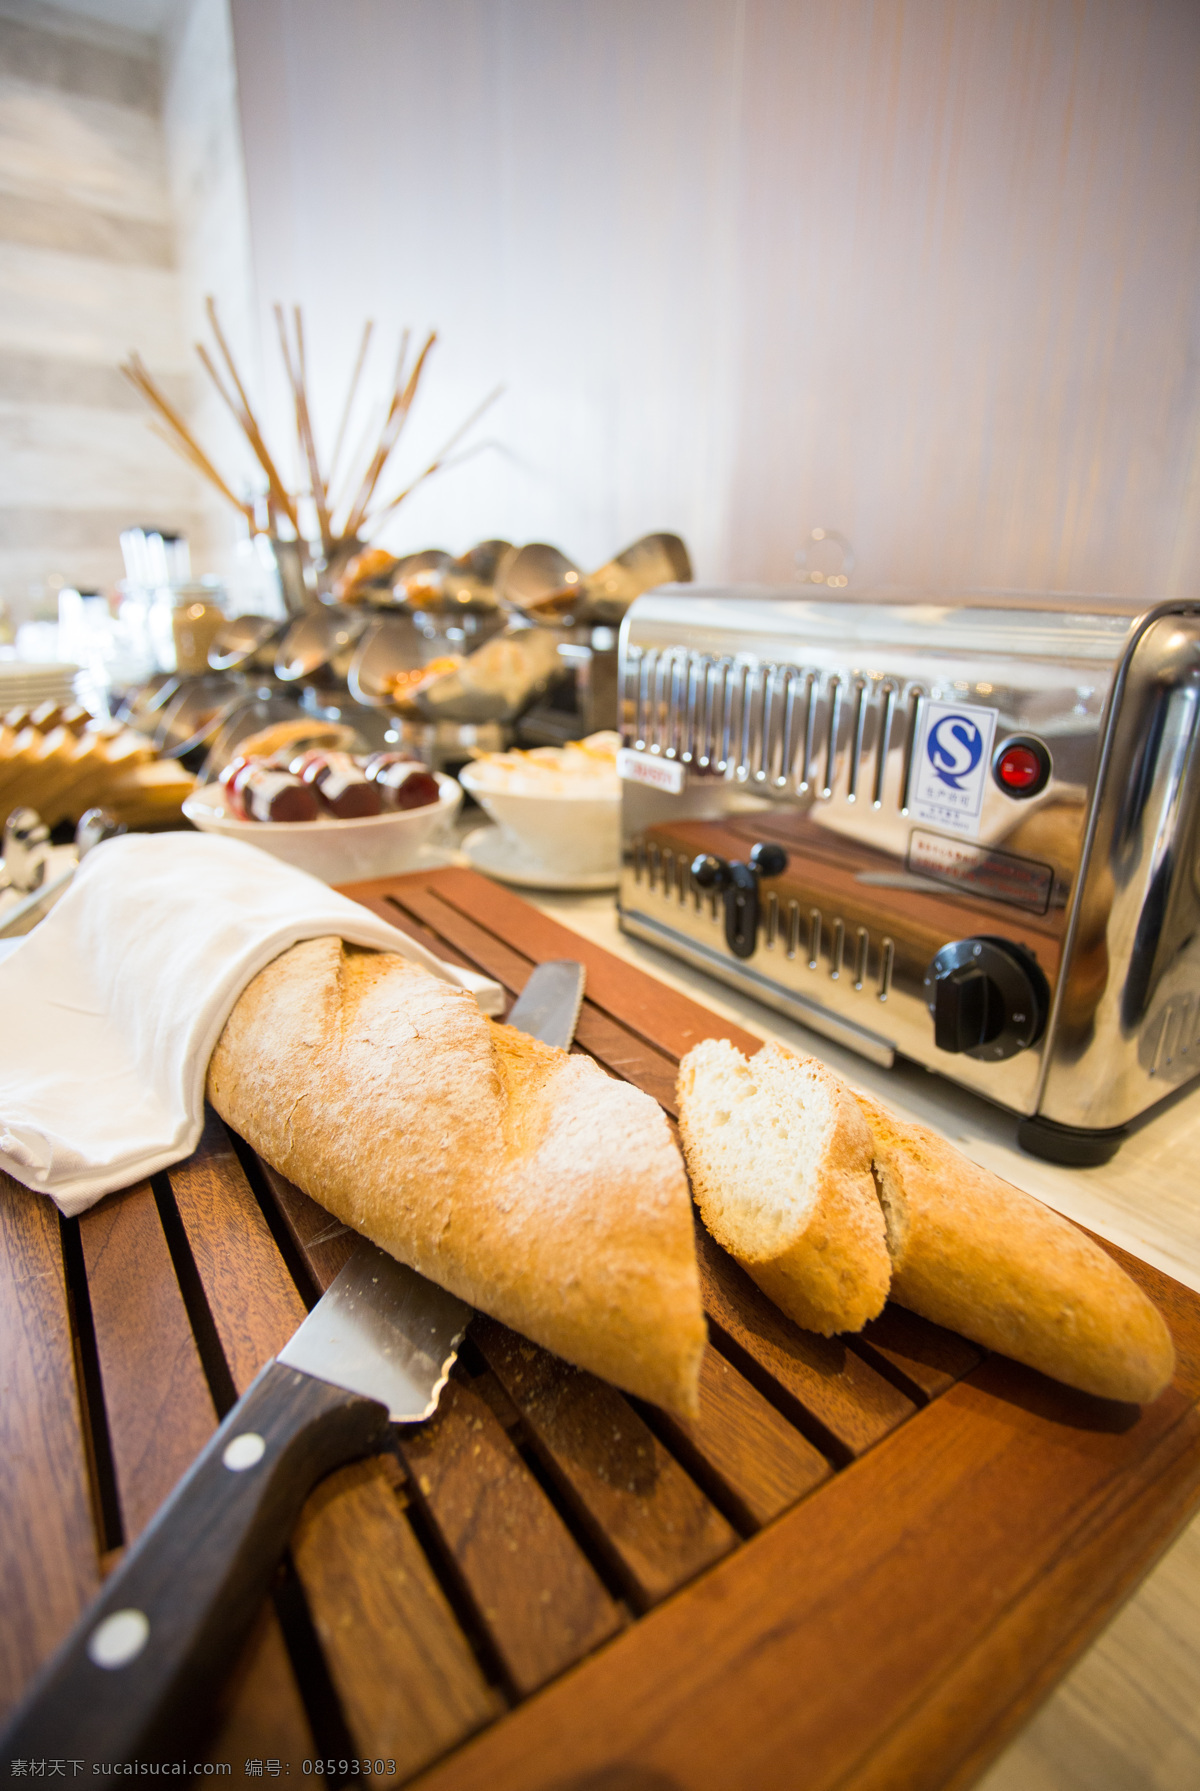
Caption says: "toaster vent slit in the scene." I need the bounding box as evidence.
[786,900,801,959]
[626,648,644,745]
[820,679,840,798]
[900,687,925,812]
[808,909,822,970]
[635,650,656,751]
[780,671,800,788]
[710,659,729,772]
[739,665,757,779]
[723,663,747,775]
[797,673,818,791]
[749,665,772,782]
[854,928,870,991]
[654,653,672,754]
[711,659,729,771]
[765,667,786,786]
[830,918,845,980]
[674,653,686,759]
[765,891,779,948]
[696,661,714,770]
[683,658,704,763]
[878,937,895,1001]
[874,684,897,808]
[847,681,868,802]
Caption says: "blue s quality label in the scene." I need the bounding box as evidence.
[910,699,998,837]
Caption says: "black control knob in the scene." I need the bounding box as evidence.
[749,841,788,878]
[688,844,789,960]
[925,937,1048,1061]
[690,853,731,890]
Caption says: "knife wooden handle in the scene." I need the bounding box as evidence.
[1,1359,390,1761]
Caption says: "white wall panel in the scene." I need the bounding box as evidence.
[0,73,172,219]
[0,401,202,506]
[0,242,185,361]
[0,5,203,618]
[230,0,742,571]
[161,0,262,593]
[228,0,1200,595]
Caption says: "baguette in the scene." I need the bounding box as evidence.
[676,1039,891,1334]
[207,936,706,1416]
[855,1093,1175,1403]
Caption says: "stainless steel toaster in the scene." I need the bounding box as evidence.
[616,587,1200,1163]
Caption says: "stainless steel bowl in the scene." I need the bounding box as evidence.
[347,614,429,708]
[274,607,369,683]
[497,542,583,622]
[208,614,287,674]
[152,674,244,759]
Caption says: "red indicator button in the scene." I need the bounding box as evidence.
[998,746,1040,789]
[992,737,1050,798]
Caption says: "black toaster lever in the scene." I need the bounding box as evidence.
[691,844,789,960]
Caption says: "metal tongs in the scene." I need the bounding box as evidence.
[0,807,124,939]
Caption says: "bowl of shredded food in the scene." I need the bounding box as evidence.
[457,731,621,878]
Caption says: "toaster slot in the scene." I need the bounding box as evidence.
[666,653,688,759]
[699,658,724,770]
[683,656,705,763]
[899,685,926,811]
[782,669,817,790]
[873,683,897,808]
[659,648,677,752]
[744,663,773,781]
[620,646,639,745]
[763,666,788,785]
[821,677,842,797]
[623,644,930,812]
[846,680,869,802]
[719,662,747,773]
[738,662,758,778]
[632,647,652,748]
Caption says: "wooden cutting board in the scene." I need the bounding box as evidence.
[3,863,1199,1791]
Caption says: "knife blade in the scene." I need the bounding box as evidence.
[1,955,587,1761]
[506,958,586,1050]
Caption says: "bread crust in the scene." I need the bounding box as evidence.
[677,1039,891,1335]
[856,1093,1176,1403]
[206,937,706,1416]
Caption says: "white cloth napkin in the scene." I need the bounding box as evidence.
[0,832,503,1215]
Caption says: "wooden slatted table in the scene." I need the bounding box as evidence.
[4,864,1200,1790]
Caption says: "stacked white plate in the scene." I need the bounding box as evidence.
[0,660,81,713]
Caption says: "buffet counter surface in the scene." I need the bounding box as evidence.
[534,884,1200,1791]
[4,862,1198,1791]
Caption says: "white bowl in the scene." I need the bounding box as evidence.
[182,774,461,883]
[457,761,620,877]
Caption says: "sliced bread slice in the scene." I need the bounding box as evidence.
[855,1093,1176,1403]
[676,1038,891,1335]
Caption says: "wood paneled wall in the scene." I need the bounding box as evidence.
[0,0,203,619]
[228,0,1200,598]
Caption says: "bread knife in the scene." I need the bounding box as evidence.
[1,955,587,1762]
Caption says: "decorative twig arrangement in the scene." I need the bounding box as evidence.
[121,298,502,564]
